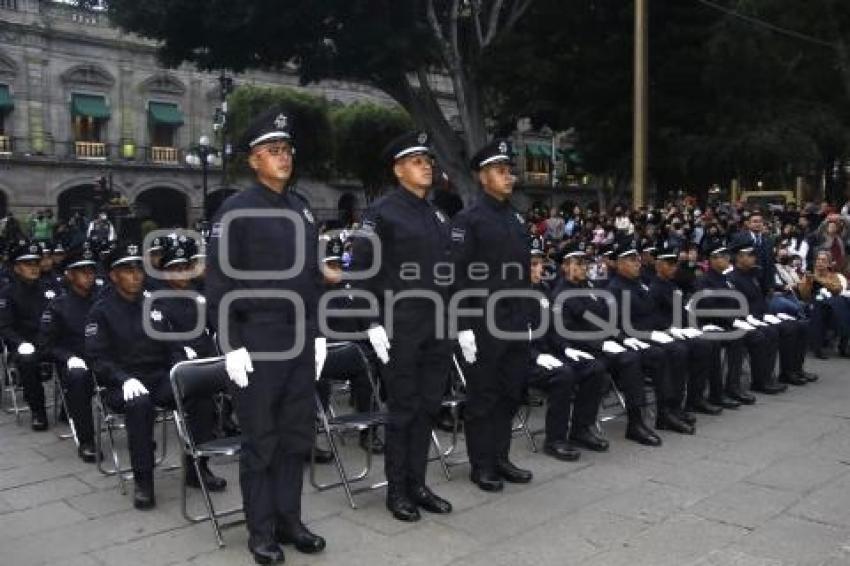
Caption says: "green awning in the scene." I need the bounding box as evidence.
[148,102,184,126]
[71,94,110,119]
[526,143,552,159]
[0,85,12,111]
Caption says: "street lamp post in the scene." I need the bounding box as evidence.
[185,135,221,226]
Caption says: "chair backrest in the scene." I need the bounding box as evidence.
[170,356,229,403]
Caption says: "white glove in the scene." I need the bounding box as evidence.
[224,347,253,388]
[602,340,627,354]
[536,354,563,370]
[776,313,795,321]
[458,329,477,364]
[701,324,724,332]
[67,356,87,370]
[763,314,782,325]
[183,346,198,360]
[564,348,595,361]
[681,328,703,338]
[367,326,391,365]
[623,337,650,350]
[17,342,35,355]
[650,331,674,344]
[746,315,767,327]
[668,328,688,340]
[732,319,755,331]
[315,337,328,380]
[122,378,149,402]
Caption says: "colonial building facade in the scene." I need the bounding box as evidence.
[0,0,412,227]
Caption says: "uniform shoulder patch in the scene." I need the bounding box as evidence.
[41,311,52,324]
[0,298,6,309]
[451,227,465,243]
[85,322,98,337]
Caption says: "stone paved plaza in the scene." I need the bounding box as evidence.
[2,356,850,566]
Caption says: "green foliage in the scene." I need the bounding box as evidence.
[226,85,334,180]
[329,102,414,195]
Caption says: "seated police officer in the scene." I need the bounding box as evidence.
[38,245,100,461]
[606,239,695,435]
[727,235,815,387]
[0,240,55,430]
[693,241,777,398]
[317,235,386,455]
[85,242,225,510]
[549,241,662,447]
[648,243,740,414]
[527,237,609,461]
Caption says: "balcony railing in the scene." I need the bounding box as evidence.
[523,171,552,187]
[75,141,107,160]
[150,146,178,164]
[0,0,18,11]
[0,135,10,153]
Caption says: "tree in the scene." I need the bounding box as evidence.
[102,0,536,200]
[329,102,414,201]
[225,85,335,181]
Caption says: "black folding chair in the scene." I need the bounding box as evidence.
[92,371,173,494]
[170,357,243,548]
[309,341,390,509]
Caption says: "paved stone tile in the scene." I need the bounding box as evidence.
[743,453,850,493]
[590,480,706,524]
[1,475,93,510]
[0,500,88,541]
[689,482,801,529]
[787,473,850,528]
[731,514,850,566]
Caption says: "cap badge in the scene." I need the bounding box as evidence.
[417,132,428,145]
[274,113,288,129]
[498,141,508,154]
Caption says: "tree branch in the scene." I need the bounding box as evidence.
[483,0,506,47]
[450,0,462,64]
[472,1,485,47]
[426,0,454,66]
[505,0,534,36]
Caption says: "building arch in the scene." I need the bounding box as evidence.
[134,186,189,228]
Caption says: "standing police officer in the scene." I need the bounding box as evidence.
[350,131,453,522]
[206,107,326,563]
[451,139,534,492]
[38,246,100,461]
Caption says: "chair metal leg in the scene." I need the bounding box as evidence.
[430,431,451,480]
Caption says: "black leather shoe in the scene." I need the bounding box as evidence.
[78,442,97,463]
[133,480,156,510]
[569,427,610,452]
[543,440,581,461]
[727,389,756,404]
[470,468,504,492]
[625,422,662,446]
[359,431,385,455]
[409,485,452,514]
[496,459,533,483]
[249,541,285,565]
[31,412,48,432]
[387,491,421,522]
[710,395,741,409]
[752,382,787,394]
[797,370,818,383]
[185,459,227,492]
[656,412,695,435]
[778,373,807,386]
[309,446,334,464]
[687,399,723,416]
[276,521,326,554]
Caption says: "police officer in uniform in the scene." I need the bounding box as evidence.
[38,246,100,461]
[451,139,534,492]
[550,242,662,446]
[206,107,326,563]
[648,244,740,414]
[726,236,814,387]
[0,240,53,430]
[607,240,695,434]
[692,242,776,399]
[350,131,453,522]
[526,237,609,461]
[86,243,225,510]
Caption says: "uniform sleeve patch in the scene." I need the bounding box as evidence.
[0,298,6,309]
[41,311,52,324]
[85,323,98,337]
[451,228,465,243]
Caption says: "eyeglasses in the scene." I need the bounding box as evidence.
[259,144,294,157]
